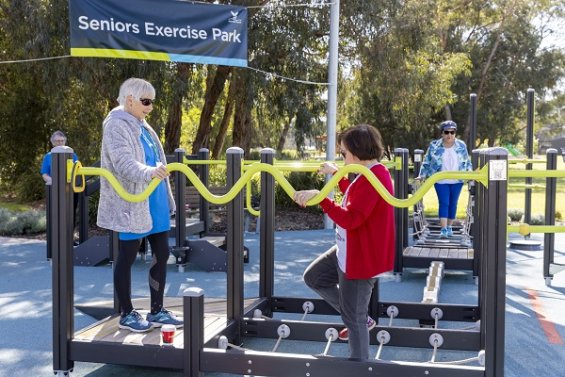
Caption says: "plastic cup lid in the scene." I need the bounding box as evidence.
[161,324,176,331]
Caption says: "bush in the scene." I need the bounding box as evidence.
[556,211,562,220]
[529,214,545,225]
[507,209,523,222]
[0,208,46,236]
[209,164,227,187]
[275,171,325,210]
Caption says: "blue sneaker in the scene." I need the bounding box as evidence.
[440,227,448,239]
[147,308,184,328]
[119,310,153,333]
[446,226,453,237]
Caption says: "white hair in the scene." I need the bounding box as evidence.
[50,130,66,143]
[117,78,156,106]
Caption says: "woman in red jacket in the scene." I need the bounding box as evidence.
[294,124,395,360]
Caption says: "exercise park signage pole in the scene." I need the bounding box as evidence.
[69,0,248,67]
[324,0,340,229]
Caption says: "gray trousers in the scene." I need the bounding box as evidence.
[303,245,376,359]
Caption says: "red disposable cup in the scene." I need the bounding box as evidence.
[161,324,176,345]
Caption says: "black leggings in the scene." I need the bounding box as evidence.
[114,231,170,316]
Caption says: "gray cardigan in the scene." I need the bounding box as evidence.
[96,107,175,233]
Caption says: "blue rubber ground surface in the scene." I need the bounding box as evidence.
[1,230,564,376]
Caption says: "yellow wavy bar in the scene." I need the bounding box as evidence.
[508,224,565,236]
[508,170,565,179]
[74,162,489,209]
[508,158,546,164]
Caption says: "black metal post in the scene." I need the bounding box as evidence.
[78,190,88,244]
[226,148,244,337]
[51,147,75,374]
[393,148,408,273]
[468,93,477,152]
[198,148,210,235]
[259,148,275,301]
[471,150,481,278]
[544,149,557,283]
[411,149,424,240]
[400,148,409,249]
[175,148,187,248]
[481,148,508,377]
[46,184,52,260]
[412,149,424,180]
[475,151,486,325]
[524,88,535,227]
[183,287,204,377]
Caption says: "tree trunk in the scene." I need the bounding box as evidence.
[192,65,232,154]
[212,77,236,159]
[164,63,191,153]
[463,33,501,144]
[232,70,251,151]
[276,115,293,153]
[232,100,248,151]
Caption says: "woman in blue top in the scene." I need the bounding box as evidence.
[417,121,472,238]
[97,78,182,332]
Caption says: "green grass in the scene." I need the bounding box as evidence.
[0,201,32,212]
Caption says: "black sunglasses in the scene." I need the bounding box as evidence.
[139,98,154,106]
[443,130,455,135]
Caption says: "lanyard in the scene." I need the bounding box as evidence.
[140,126,160,163]
[342,162,380,206]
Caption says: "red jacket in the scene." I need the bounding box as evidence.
[319,164,395,279]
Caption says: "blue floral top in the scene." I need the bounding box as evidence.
[418,138,472,182]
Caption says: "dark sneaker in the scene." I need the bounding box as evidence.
[146,308,184,328]
[119,310,152,333]
[338,316,376,341]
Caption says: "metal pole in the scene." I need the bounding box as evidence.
[46,184,52,260]
[51,146,75,374]
[482,148,508,377]
[198,148,210,235]
[324,0,340,229]
[544,149,557,283]
[183,287,204,377]
[393,148,406,274]
[226,147,244,342]
[468,93,477,152]
[259,148,275,300]
[78,190,88,244]
[524,88,535,227]
[175,148,187,248]
[471,150,481,279]
[400,149,409,249]
[412,149,424,213]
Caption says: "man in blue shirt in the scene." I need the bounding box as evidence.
[40,130,78,185]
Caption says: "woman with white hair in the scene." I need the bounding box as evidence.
[97,78,182,332]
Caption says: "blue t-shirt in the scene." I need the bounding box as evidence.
[40,152,78,176]
[119,126,170,241]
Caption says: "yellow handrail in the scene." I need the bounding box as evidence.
[508,224,565,236]
[508,158,546,164]
[508,170,565,179]
[72,161,489,209]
